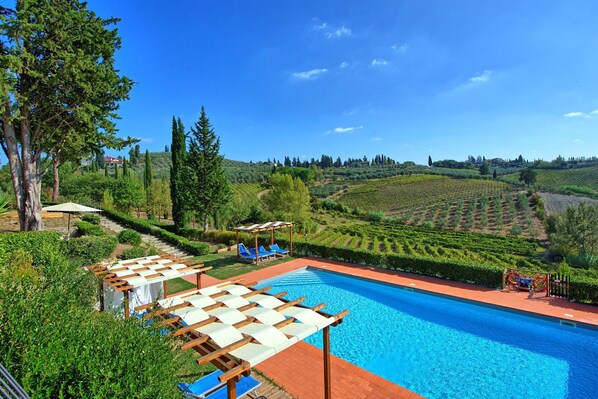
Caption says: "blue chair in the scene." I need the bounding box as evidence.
[269,243,289,256]
[258,246,276,258]
[178,369,261,399]
[248,248,269,260]
[237,243,257,262]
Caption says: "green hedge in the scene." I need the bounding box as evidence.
[120,246,148,260]
[103,209,209,256]
[569,276,598,304]
[66,236,118,265]
[82,213,101,224]
[279,238,598,304]
[0,231,64,267]
[74,220,106,236]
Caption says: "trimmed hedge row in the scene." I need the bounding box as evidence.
[102,209,209,256]
[569,276,598,304]
[74,220,106,236]
[279,238,598,304]
[155,224,253,246]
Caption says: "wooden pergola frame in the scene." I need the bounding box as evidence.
[88,255,212,318]
[138,280,348,399]
[234,222,294,264]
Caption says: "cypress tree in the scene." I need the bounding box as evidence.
[114,164,118,178]
[104,164,108,177]
[123,159,128,177]
[144,150,153,189]
[171,117,189,231]
[188,106,230,232]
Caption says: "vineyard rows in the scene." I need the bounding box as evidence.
[396,193,543,238]
[300,222,544,270]
[337,174,512,213]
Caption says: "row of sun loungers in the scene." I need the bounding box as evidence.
[238,243,288,263]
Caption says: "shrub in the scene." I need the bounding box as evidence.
[102,209,210,256]
[421,221,434,229]
[120,246,147,260]
[117,229,142,245]
[74,220,106,236]
[66,236,118,265]
[509,225,523,236]
[0,231,64,267]
[0,250,193,399]
[366,211,385,222]
[82,213,101,224]
[570,276,598,304]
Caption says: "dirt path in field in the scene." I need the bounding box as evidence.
[539,192,598,216]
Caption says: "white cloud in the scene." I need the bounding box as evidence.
[371,137,382,142]
[591,109,598,115]
[325,26,351,39]
[291,68,328,80]
[573,139,582,142]
[563,112,587,118]
[391,43,407,52]
[139,137,155,143]
[325,126,364,134]
[339,61,349,69]
[313,21,351,39]
[469,70,492,83]
[371,58,389,66]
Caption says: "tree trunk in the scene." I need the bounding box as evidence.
[1,114,45,231]
[203,214,209,232]
[52,154,60,202]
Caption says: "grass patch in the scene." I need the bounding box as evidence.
[165,278,196,296]
[190,251,296,280]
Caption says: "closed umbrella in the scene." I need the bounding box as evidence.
[42,202,102,231]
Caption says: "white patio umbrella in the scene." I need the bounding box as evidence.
[42,202,102,231]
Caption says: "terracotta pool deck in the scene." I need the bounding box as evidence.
[187,257,598,399]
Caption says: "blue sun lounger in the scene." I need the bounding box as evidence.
[238,243,258,262]
[178,369,261,399]
[269,243,289,256]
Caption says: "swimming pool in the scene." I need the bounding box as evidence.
[257,267,598,399]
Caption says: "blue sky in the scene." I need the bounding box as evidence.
[12,1,598,163]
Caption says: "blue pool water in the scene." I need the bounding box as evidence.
[257,267,598,399]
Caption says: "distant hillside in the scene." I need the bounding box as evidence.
[336,174,512,213]
[501,165,598,197]
[129,152,271,183]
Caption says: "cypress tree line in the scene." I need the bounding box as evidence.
[144,150,153,189]
[170,117,189,231]
[188,106,230,232]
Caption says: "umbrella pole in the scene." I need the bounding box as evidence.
[67,213,71,232]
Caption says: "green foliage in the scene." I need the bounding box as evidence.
[502,165,598,194]
[569,276,598,304]
[103,209,210,255]
[366,211,385,222]
[121,246,148,260]
[74,220,106,236]
[263,173,311,227]
[550,203,598,257]
[117,229,142,245]
[0,245,192,398]
[275,166,316,183]
[66,236,118,265]
[509,225,523,236]
[187,107,231,231]
[0,0,133,231]
[519,168,538,187]
[82,214,101,224]
[559,185,597,197]
[144,150,153,190]
[111,178,145,213]
[0,192,8,216]
[171,117,190,231]
[0,231,64,267]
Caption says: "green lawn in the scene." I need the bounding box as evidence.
[165,251,296,295]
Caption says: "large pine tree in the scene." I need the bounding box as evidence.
[170,117,189,231]
[188,106,230,231]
